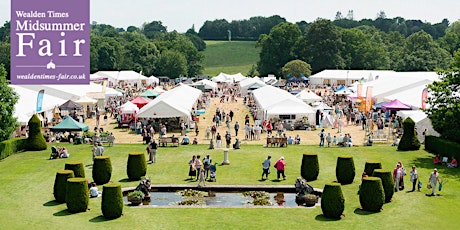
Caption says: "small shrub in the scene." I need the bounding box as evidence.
[127,152,147,180]
[66,177,89,213]
[26,114,47,151]
[359,177,385,212]
[53,170,75,203]
[336,156,355,184]
[398,117,421,151]
[93,156,112,185]
[101,183,123,219]
[364,160,382,176]
[373,169,395,203]
[64,161,85,178]
[301,153,319,181]
[321,182,345,219]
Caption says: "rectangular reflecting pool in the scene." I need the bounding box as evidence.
[124,192,321,207]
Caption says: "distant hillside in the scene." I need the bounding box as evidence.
[202,41,260,77]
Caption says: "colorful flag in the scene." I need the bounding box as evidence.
[36,89,45,112]
[365,86,373,112]
[421,87,428,110]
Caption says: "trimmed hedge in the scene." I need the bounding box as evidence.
[101,183,123,219]
[373,169,395,203]
[336,156,355,185]
[0,138,28,160]
[364,160,382,177]
[321,183,345,219]
[93,156,112,185]
[66,177,89,213]
[53,170,75,203]
[425,135,460,159]
[301,153,319,181]
[398,117,421,151]
[359,177,385,212]
[65,162,85,178]
[26,114,47,151]
[127,152,147,180]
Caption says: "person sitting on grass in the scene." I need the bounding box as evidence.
[433,154,442,165]
[181,135,190,145]
[192,138,198,145]
[448,156,457,168]
[89,182,101,198]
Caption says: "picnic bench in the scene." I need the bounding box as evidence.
[159,137,179,147]
[92,136,115,146]
[266,137,288,147]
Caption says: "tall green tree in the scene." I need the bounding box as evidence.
[295,19,345,72]
[281,60,312,78]
[156,50,187,78]
[142,21,167,40]
[400,30,451,71]
[0,65,18,142]
[426,49,460,143]
[257,22,301,76]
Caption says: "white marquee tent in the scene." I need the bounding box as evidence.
[211,72,247,83]
[190,79,218,91]
[309,69,396,85]
[118,101,139,114]
[94,71,148,86]
[10,85,67,124]
[137,84,202,123]
[239,77,266,95]
[296,90,323,104]
[252,85,315,123]
[396,110,440,141]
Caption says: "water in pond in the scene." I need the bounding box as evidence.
[124,192,320,207]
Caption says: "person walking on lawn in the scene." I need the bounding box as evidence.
[261,155,271,180]
[274,157,286,180]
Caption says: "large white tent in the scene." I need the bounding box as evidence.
[10,85,67,124]
[239,77,266,95]
[396,110,440,141]
[296,90,323,104]
[211,72,247,83]
[252,85,315,123]
[137,84,202,123]
[94,71,148,86]
[309,69,396,85]
[190,79,218,91]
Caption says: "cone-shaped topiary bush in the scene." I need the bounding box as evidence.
[301,153,319,181]
[127,152,147,180]
[53,170,74,203]
[321,182,345,219]
[359,177,385,212]
[336,156,355,184]
[65,161,85,178]
[398,117,421,151]
[101,183,123,219]
[26,114,47,151]
[93,156,112,185]
[364,160,382,177]
[373,169,395,203]
[66,177,89,213]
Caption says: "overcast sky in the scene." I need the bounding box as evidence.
[2,0,460,32]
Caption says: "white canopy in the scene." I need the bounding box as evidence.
[190,79,218,91]
[296,90,322,104]
[137,84,202,121]
[396,110,440,141]
[118,101,139,114]
[152,86,166,94]
[95,71,148,86]
[74,95,97,105]
[212,72,247,83]
[309,69,396,85]
[10,85,67,124]
[252,85,315,123]
[239,77,266,95]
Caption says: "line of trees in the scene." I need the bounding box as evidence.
[256,19,459,77]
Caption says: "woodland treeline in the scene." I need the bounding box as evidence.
[0,11,459,78]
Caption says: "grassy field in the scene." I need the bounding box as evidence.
[0,143,458,229]
[202,40,260,77]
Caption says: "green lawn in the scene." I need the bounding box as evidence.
[202,40,260,77]
[0,144,458,229]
